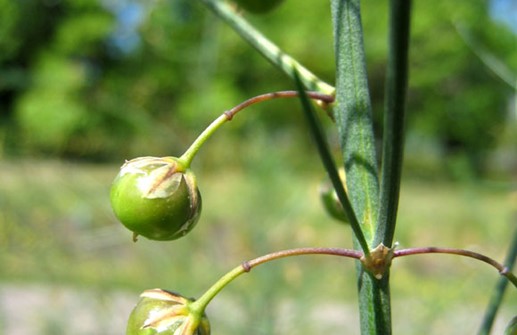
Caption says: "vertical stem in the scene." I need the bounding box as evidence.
[330,0,387,334]
[375,0,412,247]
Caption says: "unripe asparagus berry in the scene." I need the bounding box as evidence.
[126,289,210,335]
[110,157,202,241]
[319,168,349,224]
[505,316,517,335]
[233,0,284,14]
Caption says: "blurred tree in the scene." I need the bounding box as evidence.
[360,0,516,176]
[0,0,64,147]
[405,0,516,176]
[0,0,514,174]
[0,0,114,158]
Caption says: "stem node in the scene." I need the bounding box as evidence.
[241,261,252,272]
[223,110,234,121]
[360,243,394,280]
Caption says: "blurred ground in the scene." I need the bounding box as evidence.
[2,284,512,335]
[0,158,516,334]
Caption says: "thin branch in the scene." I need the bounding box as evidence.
[179,90,334,166]
[245,247,363,269]
[225,91,334,119]
[190,247,362,313]
[394,247,517,288]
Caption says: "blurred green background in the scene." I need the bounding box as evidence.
[1,0,516,334]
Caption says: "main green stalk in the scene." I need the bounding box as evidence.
[330,0,389,333]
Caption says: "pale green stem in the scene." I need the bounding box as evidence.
[198,0,335,95]
[188,264,244,316]
[178,113,228,168]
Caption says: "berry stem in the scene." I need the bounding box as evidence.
[188,247,361,315]
[177,113,228,169]
[187,245,517,321]
[178,91,334,167]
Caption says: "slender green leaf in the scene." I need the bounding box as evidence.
[478,226,517,335]
[375,0,412,247]
[330,1,389,334]
[293,71,369,255]
[330,0,379,244]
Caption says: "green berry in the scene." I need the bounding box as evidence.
[505,316,517,335]
[110,156,202,241]
[233,0,285,14]
[126,289,210,335]
[319,168,349,224]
